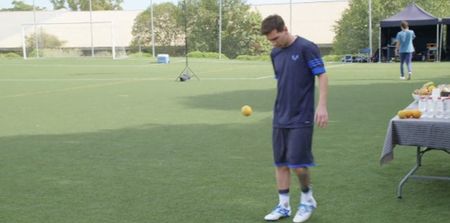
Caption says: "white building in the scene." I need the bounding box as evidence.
[252,0,349,48]
[0,10,141,49]
[0,1,348,53]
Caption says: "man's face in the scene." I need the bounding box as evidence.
[266,28,289,48]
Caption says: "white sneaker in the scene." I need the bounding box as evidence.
[293,197,317,223]
[264,204,291,221]
[400,76,406,80]
[407,72,412,80]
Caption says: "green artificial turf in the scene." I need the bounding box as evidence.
[0,57,449,222]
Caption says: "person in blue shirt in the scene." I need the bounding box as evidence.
[395,20,415,80]
[260,15,328,223]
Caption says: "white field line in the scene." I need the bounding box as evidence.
[0,80,137,99]
[0,63,349,82]
[0,63,349,99]
[0,78,173,82]
[0,76,275,81]
[0,77,271,81]
[0,61,186,68]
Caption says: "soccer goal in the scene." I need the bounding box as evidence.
[21,21,127,60]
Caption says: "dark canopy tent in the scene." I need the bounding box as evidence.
[378,3,440,62]
[441,18,450,61]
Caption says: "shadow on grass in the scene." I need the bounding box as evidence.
[1,120,449,223]
[2,76,450,222]
[176,78,450,212]
[179,76,450,120]
[180,88,275,113]
[0,121,274,223]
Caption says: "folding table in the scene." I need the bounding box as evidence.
[380,103,450,198]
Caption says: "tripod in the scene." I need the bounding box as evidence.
[176,0,199,81]
[176,48,199,81]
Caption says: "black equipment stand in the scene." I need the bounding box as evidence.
[176,0,199,81]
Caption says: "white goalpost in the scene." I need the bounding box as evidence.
[21,21,127,60]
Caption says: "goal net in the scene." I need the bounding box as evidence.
[21,21,127,60]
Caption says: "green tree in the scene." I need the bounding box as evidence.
[333,0,370,55]
[333,0,450,55]
[49,0,123,11]
[26,30,66,49]
[130,0,269,58]
[219,0,269,58]
[130,2,183,51]
[70,0,123,11]
[182,0,219,53]
[1,0,45,11]
[181,0,269,58]
[50,0,66,10]
[129,0,269,58]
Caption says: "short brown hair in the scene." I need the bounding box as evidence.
[260,14,285,35]
[401,20,409,29]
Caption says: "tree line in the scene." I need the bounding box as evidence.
[3,0,269,59]
[130,0,269,58]
[3,0,450,56]
[1,0,122,11]
[333,0,450,55]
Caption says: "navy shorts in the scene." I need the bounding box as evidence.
[272,127,315,168]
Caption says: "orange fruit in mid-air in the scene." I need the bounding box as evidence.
[241,105,253,117]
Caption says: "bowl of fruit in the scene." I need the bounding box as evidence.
[412,81,434,100]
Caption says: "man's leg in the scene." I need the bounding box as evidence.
[399,53,406,79]
[264,167,292,221]
[288,127,316,223]
[265,129,292,221]
[276,166,291,192]
[294,168,315,206]
[293,167,316,223]
[293,167,310,192]
[276,166,291,208]
[406,53,412,80]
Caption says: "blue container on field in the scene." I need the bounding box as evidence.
[157,54,170,64]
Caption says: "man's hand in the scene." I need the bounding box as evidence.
[315,104,328,128]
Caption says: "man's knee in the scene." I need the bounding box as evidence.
[277,166,290,172]
[293,167,308,176]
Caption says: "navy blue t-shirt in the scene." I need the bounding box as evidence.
[270,36,326,128]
